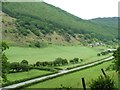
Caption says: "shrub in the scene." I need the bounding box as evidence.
[34,41,41,48]
[89,75,115,90]
[70,58,79,64]
[21,60,29,65]
[97,53,101,56]
[34,41,47,48]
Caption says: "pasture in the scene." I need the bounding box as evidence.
[27,60,118,88]
[7,69,52,82]
[6,45,110,64]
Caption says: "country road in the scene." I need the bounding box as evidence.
[2,56,114,89]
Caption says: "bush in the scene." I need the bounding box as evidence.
[97,53,101,56]
[9,62,29,72]
[70,58,79,64]
[34,41,41,48]
[54,58,68,66]
[21,60,28,65]
[89,75,115,90]
[34,41,47,48]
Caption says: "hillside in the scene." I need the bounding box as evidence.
[2,2,118,46]
[90,17,118,28]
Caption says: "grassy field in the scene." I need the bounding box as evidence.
[7,69,52,82]
[26,60,118,88]
[6,45,110,64]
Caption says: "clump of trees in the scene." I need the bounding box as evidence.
[69,58,79,64]
[35,58,68,67]
[97,50,111,56]
[9,60,29,72]
[35,57,83,67]
[54,58,68,66]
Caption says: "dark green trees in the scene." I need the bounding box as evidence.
[21,60,29,65]
[1,42,9,82]
[113,47,120,72]
[9,60,29,72]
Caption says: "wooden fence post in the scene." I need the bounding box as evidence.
[101,68,107,77]
[82,77,86,90]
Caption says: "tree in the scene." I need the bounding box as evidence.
[73,58,79,63]
[61,59,68,65]
[10,62,29,72]
[21,60,28,65]
[70,59,74,64]
[54,58,66,66]
[36,61,41,66]
[34,41,41,48]
[10,62,21,72]
[1,42,9,82]
[70,58,79,64]
[2,41,9,51]
[113,47,120,72]
[20,64,29,71]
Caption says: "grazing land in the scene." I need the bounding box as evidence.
[27,60,118,88]
[1,2,118,89]
[6,45,111,64]
[7,69,53,82]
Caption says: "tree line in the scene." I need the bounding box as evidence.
[35,57,82,67]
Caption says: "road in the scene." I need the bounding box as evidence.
[2,56,114,89]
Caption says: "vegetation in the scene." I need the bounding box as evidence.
[91,17,118,28]
[113,46,120,89]
[69,58,79,64]
[113,47,120,72]
[89,75,115,90]
[1,42,9,82]
[1,2,118,89]
[2,2,117,46]
[7,69,52,82]
[9,62,29,72]
[27,60,118,88]
[5,46,111,64]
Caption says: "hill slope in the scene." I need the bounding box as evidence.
[2,2,117,46]
[90,17,118,28]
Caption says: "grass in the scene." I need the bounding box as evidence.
[6,45,110,64]
[26,60,118,88]
[7,69,52,82]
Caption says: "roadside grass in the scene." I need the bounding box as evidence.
[6,45,109,64]
[26,60,118,88]
[7,69,52,82]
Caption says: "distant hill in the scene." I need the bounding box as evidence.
[2,2,118,46]
[90,17,118,28]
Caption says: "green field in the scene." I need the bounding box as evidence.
[27,60,118,88]
[7,69,52,82]
[6,45,110,64]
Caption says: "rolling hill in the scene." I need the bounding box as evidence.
[2,2,118,46]
[90,17,118,28]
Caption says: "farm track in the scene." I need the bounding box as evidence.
[2,56,114,89]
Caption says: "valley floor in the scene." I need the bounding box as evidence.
[27,60,118,88]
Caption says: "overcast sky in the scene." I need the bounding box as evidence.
[43,0,119,19]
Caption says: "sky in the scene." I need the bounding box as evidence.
[43,0,119,19]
